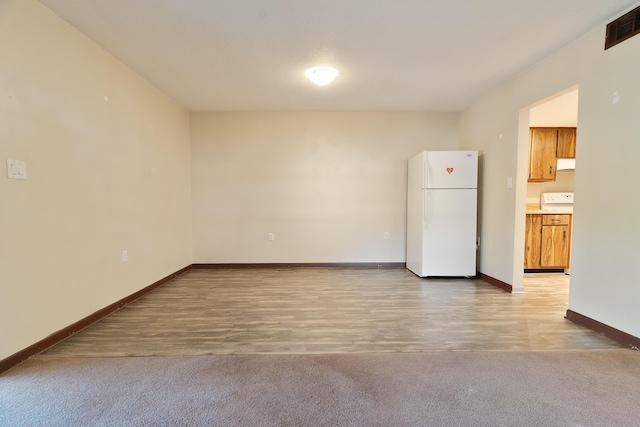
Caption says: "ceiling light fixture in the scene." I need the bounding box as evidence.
[305,66,339,86]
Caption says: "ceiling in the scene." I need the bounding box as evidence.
[38,0,638,112]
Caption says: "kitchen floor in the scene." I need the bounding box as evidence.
[40,268,623,357]
[523,271,570,296]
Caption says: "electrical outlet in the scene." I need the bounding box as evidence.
[122,250,128,262]
[268,233,275,241]
[384,232,390,240]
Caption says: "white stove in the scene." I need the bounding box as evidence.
[540,192,574,213]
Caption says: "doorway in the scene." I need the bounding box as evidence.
[521,86,578,294]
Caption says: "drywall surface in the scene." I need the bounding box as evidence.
[526,172,575,203]
[191,112,459,263]
[567,27,640,338]
[0,0,192,360]
[459,86,523,288]
[460,4,640,337]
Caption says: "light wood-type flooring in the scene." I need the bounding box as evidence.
[42,268,624,357]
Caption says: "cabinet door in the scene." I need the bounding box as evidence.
[524,215,542,269]
[541,225,569,267]
[528,129,557,181]
[556,128,576,159]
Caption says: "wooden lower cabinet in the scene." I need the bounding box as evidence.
[525,214,571,269]
[524,215,542,268]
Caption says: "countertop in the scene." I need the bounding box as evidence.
[526,209,573,215]
[526,204,572,215]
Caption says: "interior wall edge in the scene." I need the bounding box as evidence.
[478,272,513,293]
[0,265,192,375]
[192,263,406,269]
[565,309,640,350]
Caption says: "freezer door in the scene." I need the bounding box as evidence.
[422,189,477,277]
[425,151,478,189]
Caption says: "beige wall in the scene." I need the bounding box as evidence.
[0,0,192,360]
[191,112,459,263]
[460,4,640,337]
[568,25,640,337]
[526,172,575,203]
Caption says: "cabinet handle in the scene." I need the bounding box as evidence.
[549,165,553,174]
[563,230,567,241]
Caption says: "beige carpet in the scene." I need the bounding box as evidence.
[2,350,640,426]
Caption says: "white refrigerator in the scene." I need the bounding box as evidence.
[406,150,478,277]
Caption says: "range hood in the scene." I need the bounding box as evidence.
[557,158,575,171]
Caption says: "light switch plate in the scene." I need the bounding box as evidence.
[7,159,27,179]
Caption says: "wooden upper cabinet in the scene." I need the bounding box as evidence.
[528,127,577,181]
[556,128,577,159]
[528,128,558,181]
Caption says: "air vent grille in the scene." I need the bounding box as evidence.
[605,5,640,49]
